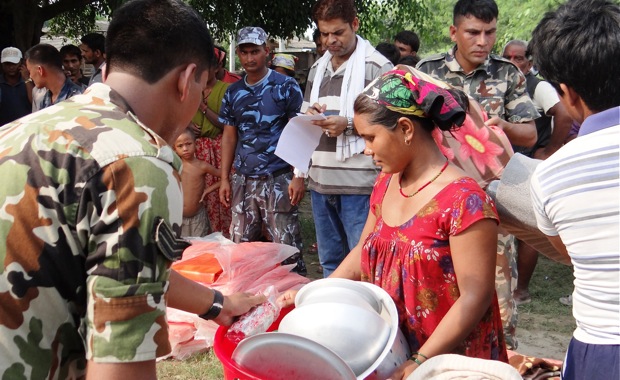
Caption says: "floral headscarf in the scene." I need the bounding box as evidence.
[361,69,467,129]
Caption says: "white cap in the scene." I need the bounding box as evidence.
[1,47,22,64]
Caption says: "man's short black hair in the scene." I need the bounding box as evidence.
[59,44,83,60]
[375,42,400,66]
[530,0,620,112]
[80,33,106,54]
[25,44,63,71]
[106,0,213,84]
[393,30,420,53]
[453,0,498,25]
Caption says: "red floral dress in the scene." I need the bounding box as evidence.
[361,173,508,361]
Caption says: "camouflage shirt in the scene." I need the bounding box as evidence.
[0,83,183,379]
[417,46,539,123]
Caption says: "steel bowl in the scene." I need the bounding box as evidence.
[278,302,391,376]
[232,332,357,380]
[356,282,411,380]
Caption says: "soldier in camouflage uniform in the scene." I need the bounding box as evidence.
[0,1,263,378]
[417,0,540,350]
[219,27,307,275]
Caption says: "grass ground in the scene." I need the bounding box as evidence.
[157,194,575,378]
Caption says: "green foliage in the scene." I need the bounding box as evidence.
[494,0,565,51]
[190,0,316,42]
[47,0,123,40]
[356,0,429,44]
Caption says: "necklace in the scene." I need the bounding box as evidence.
[399,160,449,198]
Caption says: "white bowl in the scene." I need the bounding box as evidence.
[295,278,382,313]
[278,302,390,376]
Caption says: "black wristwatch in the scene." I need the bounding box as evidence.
[199,289,224,320]
[344,116,354,136]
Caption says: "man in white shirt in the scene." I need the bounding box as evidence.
[529,1,619,378]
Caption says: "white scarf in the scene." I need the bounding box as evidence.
[310,35,373,161]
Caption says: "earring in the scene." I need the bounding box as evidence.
[404,138,411,145]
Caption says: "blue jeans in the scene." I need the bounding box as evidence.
[310,191,370,277]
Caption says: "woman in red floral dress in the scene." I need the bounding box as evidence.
[280,69,507,379]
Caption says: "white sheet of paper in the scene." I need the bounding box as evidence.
[275,113,327,174]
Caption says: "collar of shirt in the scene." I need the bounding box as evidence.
[85,83,181,171]
[578,106,620,137]
[445,45,491,76]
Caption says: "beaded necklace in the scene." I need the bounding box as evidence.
[398,160,449,198]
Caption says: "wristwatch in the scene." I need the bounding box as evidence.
[199,289,224,320]
[344,117,354,136]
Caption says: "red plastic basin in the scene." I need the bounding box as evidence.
[213,306,294,380]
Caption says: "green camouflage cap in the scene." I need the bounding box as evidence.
[237,26,267,46]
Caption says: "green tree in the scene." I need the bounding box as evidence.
[1,0,430,53]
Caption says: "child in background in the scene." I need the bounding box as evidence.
[174,127,221,237]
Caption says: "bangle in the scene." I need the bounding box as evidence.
[413,351,428,360]
[199,289,224,320]
[408,351,428,366]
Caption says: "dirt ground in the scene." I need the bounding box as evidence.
[517,314,572,360]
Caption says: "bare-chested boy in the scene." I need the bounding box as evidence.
[174,127,221,237]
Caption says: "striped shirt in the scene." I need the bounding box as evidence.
[530,106,620,345]
[303,44,392,194]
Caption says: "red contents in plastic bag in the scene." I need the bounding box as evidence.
[172,252,223,284]
[225,292,280,344]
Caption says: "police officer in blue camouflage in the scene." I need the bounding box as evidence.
[0,1,264,378]
[417,0,540,350]
[219,26,307,275]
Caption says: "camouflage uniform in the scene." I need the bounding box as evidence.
[219,69,306,275]
[418,46,539,349]
[417,46,539,122]
[0,83,184,379]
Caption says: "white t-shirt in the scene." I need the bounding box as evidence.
[530,123,620,345]
[532,80,560,115]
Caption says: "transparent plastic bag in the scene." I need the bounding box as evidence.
[225,285,281,344]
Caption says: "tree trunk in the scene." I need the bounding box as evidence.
[11,0,43,52]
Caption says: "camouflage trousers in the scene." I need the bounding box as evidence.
[230,170,306,275]
[496,228,518,350]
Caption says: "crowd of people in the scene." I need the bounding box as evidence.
[0,0,618,379]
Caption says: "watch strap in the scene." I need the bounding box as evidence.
[199,289,224,320]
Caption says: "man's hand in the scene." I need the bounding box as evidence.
[219,178,231,207]
[214,292,267,326]
[305,102,326,115]
[288,177,305,206]
[485,117,537,147]
[313,115,348,137]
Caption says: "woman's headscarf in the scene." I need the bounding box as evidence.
[272,53,297,71]
[361,69,467,129]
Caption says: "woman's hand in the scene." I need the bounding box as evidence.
[387,359,417,380]
[277,289,299,308]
